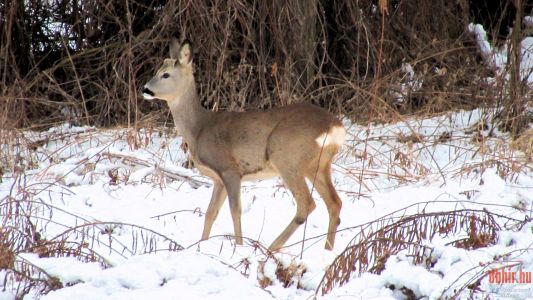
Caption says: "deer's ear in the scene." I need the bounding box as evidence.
[178,41,192,66]
[169,37,182,60]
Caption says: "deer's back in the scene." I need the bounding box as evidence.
[194,103,343,181]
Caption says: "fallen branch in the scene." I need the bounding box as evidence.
[102,152,210,188]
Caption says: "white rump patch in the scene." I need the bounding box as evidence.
[315,125,346,147]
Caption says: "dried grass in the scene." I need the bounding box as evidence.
[1,173,184,298]
[316,203,527,296]
[0,0,498,129]
[257,255,307,289]
[511,128,533,161]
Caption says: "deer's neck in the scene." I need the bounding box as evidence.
[168,81,210,149]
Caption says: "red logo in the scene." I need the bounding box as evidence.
[488,268,532,284]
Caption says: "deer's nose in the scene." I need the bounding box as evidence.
[142,87,155,98]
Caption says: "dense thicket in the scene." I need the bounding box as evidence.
[0,0,529,129]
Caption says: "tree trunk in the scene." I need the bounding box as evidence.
[503,0,527,137]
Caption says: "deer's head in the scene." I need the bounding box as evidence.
[142,38,193,103]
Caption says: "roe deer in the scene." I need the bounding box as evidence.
[142,38,345,250]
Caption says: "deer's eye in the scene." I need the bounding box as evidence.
[162,73,170,79]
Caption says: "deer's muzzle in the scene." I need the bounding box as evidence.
[142,87,155,99]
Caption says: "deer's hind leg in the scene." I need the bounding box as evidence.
[269,170,316,250]
[305,160,342,250]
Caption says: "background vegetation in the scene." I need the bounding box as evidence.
[0,0,530,133]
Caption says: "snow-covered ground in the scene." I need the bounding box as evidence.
[1,107,532,300]
[1,22,533,299]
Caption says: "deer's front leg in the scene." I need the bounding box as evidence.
[201,180,227,241]
[220,170,243,245]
